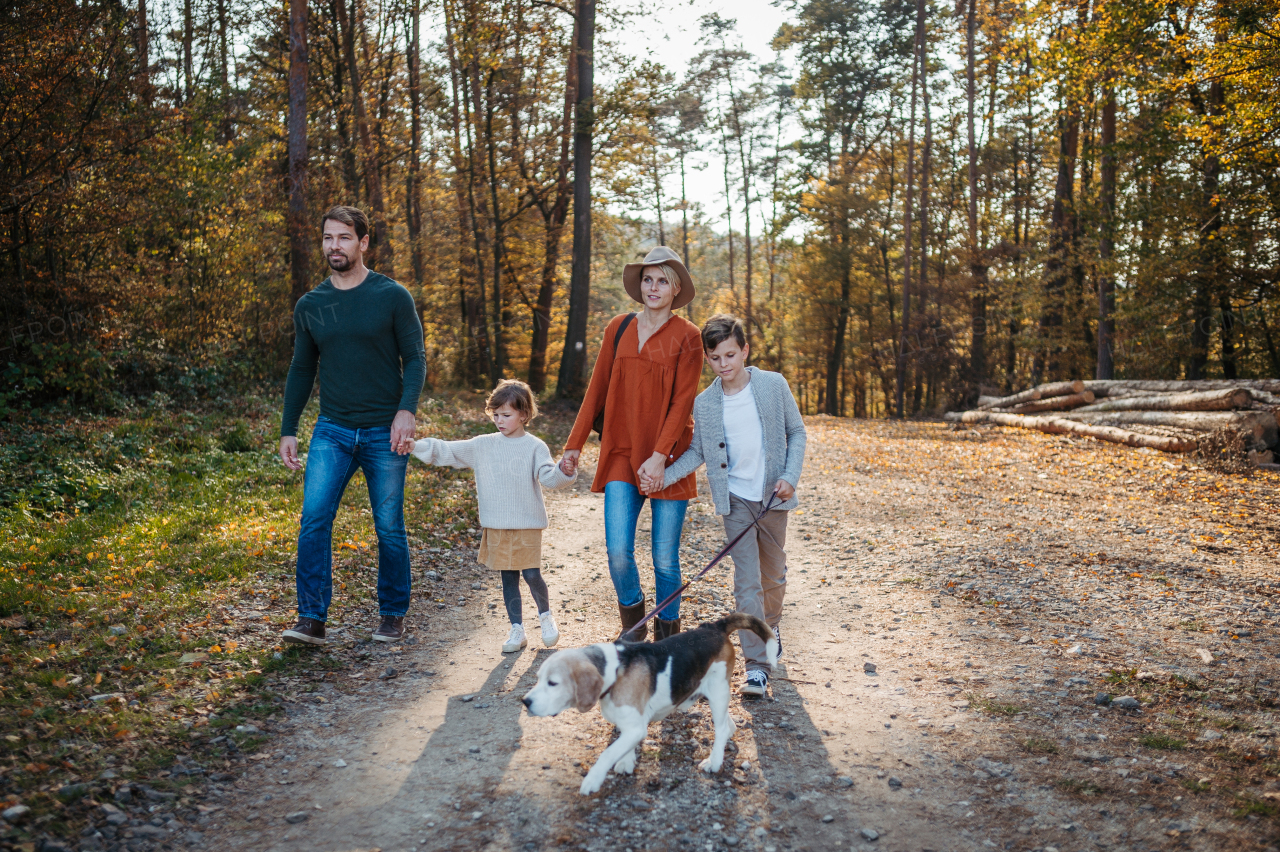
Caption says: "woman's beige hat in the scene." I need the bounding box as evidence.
[622,245,696,310]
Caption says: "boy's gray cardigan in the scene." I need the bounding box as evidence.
[662,367,806,515]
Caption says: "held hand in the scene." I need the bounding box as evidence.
[390,409,417,455]
[637,452,666,494]
[773,479,795,501]
[560,448,581,476]
[279,436,302,471]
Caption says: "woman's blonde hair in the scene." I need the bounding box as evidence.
[486,379,538,423]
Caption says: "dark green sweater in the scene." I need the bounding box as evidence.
[280,272,426,437]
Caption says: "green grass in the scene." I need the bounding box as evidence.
[1056,777,1106,796]
[1139,733,1186,750]
[1022,737,1060,754]
[968,692,1021,716]
[0,391,504,840]
[1105,668,1138,684]
[1233,797,1279,819]
[1180,777,1211,793]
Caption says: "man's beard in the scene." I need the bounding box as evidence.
[328,253,353,272]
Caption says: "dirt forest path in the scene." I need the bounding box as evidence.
[204,419,1279,852]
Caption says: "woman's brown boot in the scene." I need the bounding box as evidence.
[654,617,682,641]
[618,598,648,641]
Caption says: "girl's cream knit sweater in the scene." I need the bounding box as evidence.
[411,432,575,530]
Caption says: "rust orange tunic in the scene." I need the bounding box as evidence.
[566,313,703,500]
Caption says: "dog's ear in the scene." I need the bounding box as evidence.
[571,659,604,713]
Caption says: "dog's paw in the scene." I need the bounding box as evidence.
[613,751,637,775]
[698,756,723,774]
[579,774,604,795]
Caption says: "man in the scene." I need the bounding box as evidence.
[279,206,426,645]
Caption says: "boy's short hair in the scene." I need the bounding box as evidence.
[486,379,538,423]
[701,314,746,351]
[321,205,370,241]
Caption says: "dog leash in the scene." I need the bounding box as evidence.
[619,489,781,641]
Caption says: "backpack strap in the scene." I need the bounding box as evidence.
[612,312,637,357]
[592,313,639,438]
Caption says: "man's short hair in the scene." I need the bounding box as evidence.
[321,205,370,241]
[701,314,746,351]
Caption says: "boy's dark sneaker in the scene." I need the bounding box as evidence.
[283,618,326,646]
[773,624,782,661]
[740,669,769,698]
[372,615,405,643]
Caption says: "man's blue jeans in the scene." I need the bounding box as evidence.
[604,480,688,620]
[296,417,411,622]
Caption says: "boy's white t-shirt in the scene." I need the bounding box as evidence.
[722,381,766,501]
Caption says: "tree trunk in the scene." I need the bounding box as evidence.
[965,0,988,393]
[653,145,666,245]
[443,0,490,382]
[722,59,755,334]
[680,147,692,318]
[768,89,785,302]
[1036,2,1087,384]
[1073,388,1252,413]
[1083,378,1280,394]
[721,124,735,294]
[1006,390,1094,414]
[897,0,924,419]
[458,54,492,380]
[1219,294,1237,380]
[1096,80,1116,379]
[483,73,506,380]
[327,0,360,199]
[183,0,193,105]
[824,126,852,416]
[977,380,1083,409]
[406,1,425,290]
[137,0,150,97]
[918,4,931,351]
[1058,410,1277,446]
[1036,100,1079,384]
[528,14,577,392]
[946,410,1201,453]
[556,0,595,398]
[287,0,310,308]
[1190,26,1227,380]
[336,0,394,278]
[217,0,231,142]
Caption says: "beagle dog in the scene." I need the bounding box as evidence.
[522,613,778,795]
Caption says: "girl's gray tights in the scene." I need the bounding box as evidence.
[501,569,549,624]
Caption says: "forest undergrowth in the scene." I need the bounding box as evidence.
[0,392,547,842]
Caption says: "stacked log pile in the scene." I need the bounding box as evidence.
[947,380,1280,468]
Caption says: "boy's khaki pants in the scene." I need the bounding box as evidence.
[723,493,788,671]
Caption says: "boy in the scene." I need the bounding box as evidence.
[646,314,806,696]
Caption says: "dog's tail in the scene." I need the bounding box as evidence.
[716,613,779,669]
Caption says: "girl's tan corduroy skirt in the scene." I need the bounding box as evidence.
[478,528,543,572]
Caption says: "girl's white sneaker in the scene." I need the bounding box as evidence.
[539,611,560,647]
[502,623,527,653]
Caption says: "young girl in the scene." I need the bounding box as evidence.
[411,380,575,653]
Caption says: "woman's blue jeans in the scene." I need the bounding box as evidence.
[604,480,688,620]
[295,417,411,623]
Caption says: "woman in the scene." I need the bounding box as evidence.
[560,246,702,641]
